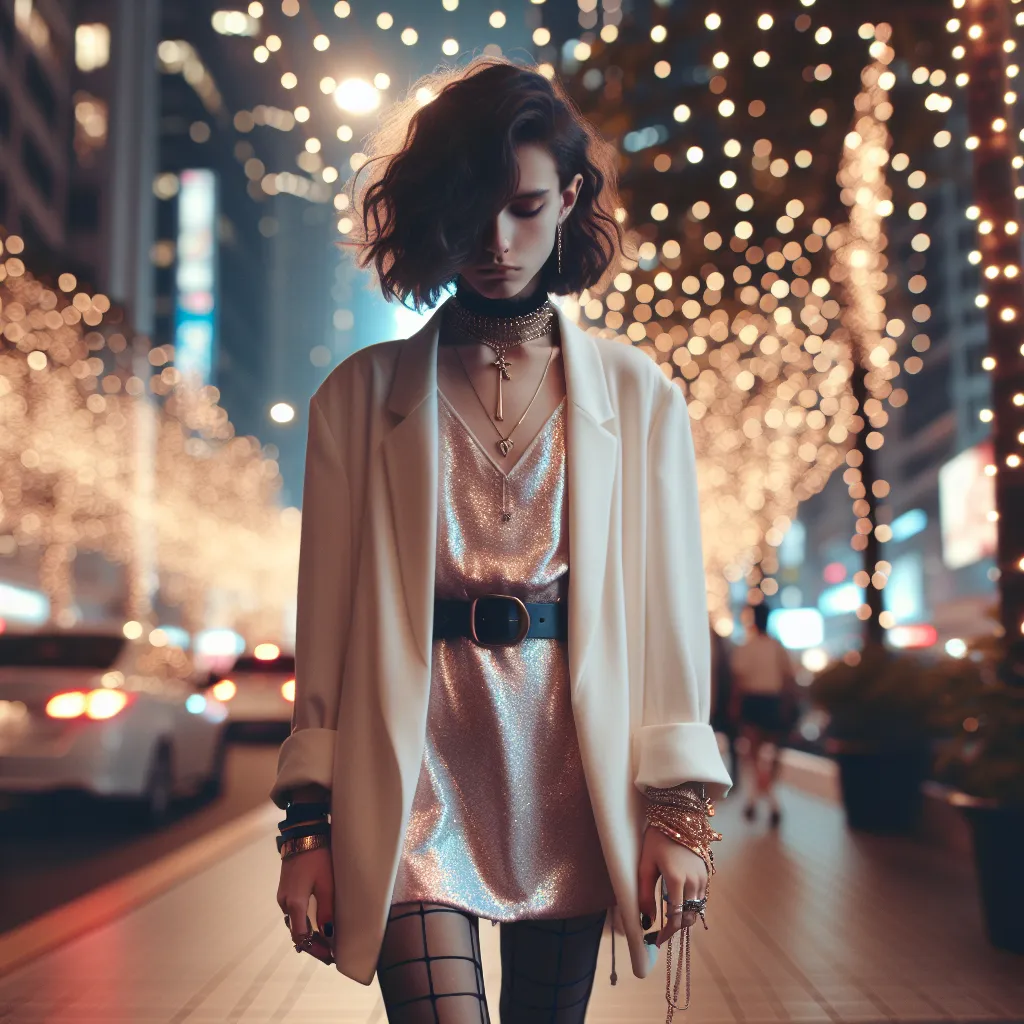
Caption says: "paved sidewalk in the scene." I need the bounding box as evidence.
[0,784,1021,1023]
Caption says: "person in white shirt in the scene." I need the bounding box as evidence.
[728,602,798,826]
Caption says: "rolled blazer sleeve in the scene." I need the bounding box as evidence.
[633,381,733,802]
[270,395,352,808]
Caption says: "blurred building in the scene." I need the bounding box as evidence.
[154,1,350,504]
[65,0,331,504]
[67,0,160,334]
[152,2,275,450]
[0,0,75,275]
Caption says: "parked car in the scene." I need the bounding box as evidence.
[0,629,229,823]
[203,648,294,737]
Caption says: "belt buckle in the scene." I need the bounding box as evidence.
[469,594,531,647]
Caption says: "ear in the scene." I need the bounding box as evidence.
[560,173,584,221]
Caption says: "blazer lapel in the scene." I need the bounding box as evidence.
[555,302,619,691]
[381,308,443,668]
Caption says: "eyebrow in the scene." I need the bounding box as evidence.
[511,189,550,200]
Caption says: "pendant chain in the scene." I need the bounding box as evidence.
[454,343,557,454]
[455,344,557,521]
[443,296,558,523]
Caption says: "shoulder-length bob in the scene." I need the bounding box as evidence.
[346,56,625,310]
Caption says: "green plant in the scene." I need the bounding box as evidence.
[807,644,948,747]
[930,624,1024,806]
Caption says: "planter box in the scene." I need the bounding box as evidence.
[825,739,930,833]
[949,792,1024,954]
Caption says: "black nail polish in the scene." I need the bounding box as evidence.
[641,913,652,930]
[323,922,334,938]
[644,931,658,945]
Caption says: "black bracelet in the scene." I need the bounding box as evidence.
[278,813,329,832]
[278,819,329,839]
[276,822,330,853]
[284,801,330,821]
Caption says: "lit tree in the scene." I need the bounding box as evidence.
[0,238,298,644]
[544,4,959,649]
[943,0,1024,682]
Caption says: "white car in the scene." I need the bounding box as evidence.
[205,651,295,735]
[0,629,229,823]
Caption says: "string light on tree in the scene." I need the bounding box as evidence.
[0,237,299,644]
[952,0,1024,682]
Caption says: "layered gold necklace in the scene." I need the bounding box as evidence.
[443,295,556,423]
[441,293,559,522]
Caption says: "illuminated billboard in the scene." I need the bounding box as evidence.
[938,439,997,570]
[174,169,218,385]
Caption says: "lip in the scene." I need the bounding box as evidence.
[477,266,518,275]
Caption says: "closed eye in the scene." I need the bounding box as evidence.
[512,206,545,219]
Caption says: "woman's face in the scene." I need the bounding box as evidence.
[458,142,583,301]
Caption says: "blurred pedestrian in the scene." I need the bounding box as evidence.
[728,603,799,826]
[708,620,740,790]
[271,55,732,1024]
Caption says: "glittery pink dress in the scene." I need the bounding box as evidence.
[389,387,616,921]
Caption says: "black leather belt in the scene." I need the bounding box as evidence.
[433,595,567,647]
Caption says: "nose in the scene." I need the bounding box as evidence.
[482,212,512,262]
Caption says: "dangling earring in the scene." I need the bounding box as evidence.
[557,222,563,276]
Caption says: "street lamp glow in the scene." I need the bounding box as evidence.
[270,402,295,424]
[945,638,967,658]
[212,10,258,36]
[334,78,381,115]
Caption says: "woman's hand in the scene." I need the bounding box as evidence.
[637,825,708,948]
[276,846,335,946]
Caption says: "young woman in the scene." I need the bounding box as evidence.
[272,57,733,1023]
[729,602,800,826]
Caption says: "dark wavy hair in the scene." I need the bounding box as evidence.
[345,56,626,310]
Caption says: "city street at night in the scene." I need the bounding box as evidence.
[3,0,1024,1021]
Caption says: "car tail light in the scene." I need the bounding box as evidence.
[45,692,88,719]
[44,688,134,720]
[87,689,130,720]
[212,679,237,701]
[45,689,134,720]
[281,678,295,702]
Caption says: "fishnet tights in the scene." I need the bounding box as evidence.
[376,901,607,1024]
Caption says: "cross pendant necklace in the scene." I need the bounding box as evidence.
[445,295,557,424]
[456,344,558,465]
[492,350,513,421]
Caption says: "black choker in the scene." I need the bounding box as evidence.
[454,278,549,319]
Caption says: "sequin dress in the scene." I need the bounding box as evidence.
[389,386,617,921]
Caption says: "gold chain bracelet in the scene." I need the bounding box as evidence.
[644,786,722,1022]
[280,833,330,860]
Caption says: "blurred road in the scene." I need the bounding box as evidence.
[0,738,280,934]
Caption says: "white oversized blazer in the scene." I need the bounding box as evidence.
[271,295,734,987]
